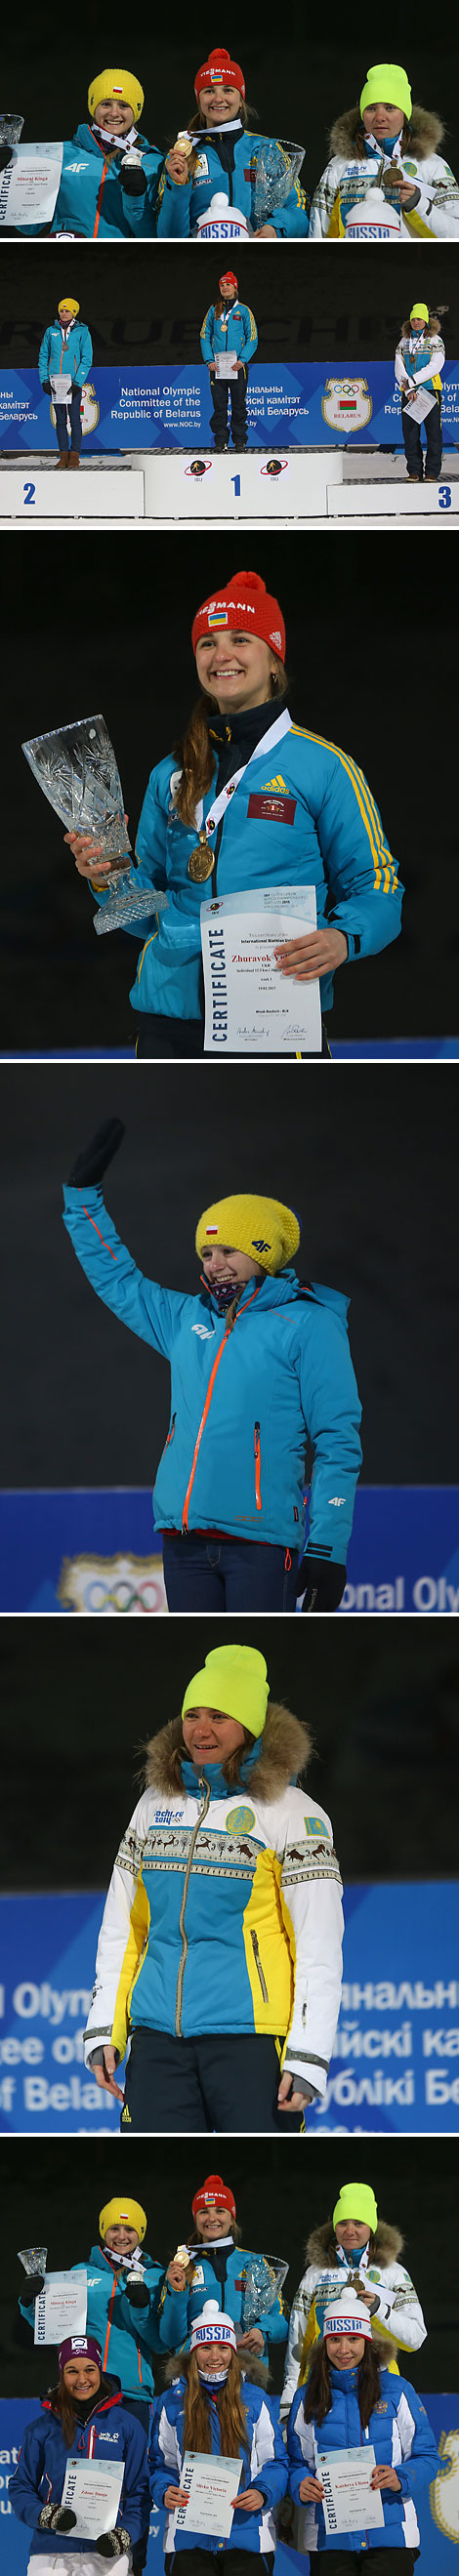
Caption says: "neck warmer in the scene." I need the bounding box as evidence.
[197,2362,230,2389]
[181,1738,263,1800]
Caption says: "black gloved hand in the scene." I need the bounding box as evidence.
[19,2272,45,2304]
[39,2506,77,2533]
[120,158,146,195]
[296,1559,347,1613]
[125,2271,149,2307]
[66,1119,125,1187]
[95,2531,131,2558]
[0,146,14,170]
[43,380,51,393]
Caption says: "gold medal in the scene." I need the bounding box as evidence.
[188,830,215,882]
[174,131,192,157]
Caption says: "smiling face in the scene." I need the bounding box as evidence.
[362,101,404,138]
[195,2204,232,2240]
[198,82,242,125]
[325,2332,366,2368]
[195,629,279,714]
[197,2337,230,2371]
[200,1242,264,1288]
[59,306,75,328]
[182,1704,246,1767]
[63,2358,101,2399]
[104,2225,139,2257]
[93,98,134,136]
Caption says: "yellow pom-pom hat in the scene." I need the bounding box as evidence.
[195,1193,300,1277]
[88,69,145,122]
[100,2197,146,2243]
[58,299,79,316]
[183,1644,269,1740]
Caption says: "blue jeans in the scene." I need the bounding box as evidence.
[162,1533,299,1611]
[55,388,82,452]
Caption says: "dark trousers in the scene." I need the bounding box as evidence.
[55,388,82,453]
[210,367,248,450]
[162,1533,299,1612]
[166,2557,274,2575]
[321,2554,419,2571]
[135,1012,330,1060]
[401,392,442,478]
[121,2027,306,2133]
[122,2398,152,2568]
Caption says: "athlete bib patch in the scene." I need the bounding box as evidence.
[247,794,297,823]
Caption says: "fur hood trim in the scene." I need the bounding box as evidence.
[145,1702,313,1802]
[329,103,444,162]
[305,2219,404,2269]
[162,2351,270,2391]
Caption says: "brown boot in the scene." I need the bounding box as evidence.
[56,452,68,469]
[68,451,80,469]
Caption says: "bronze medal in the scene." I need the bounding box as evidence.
[188,830,215,882]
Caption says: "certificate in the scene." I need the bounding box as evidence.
[201,886,321,1054]
[50,372,73,400]
[405,386,436,424]
[318,2446,385,2536]
[61,2455,124,2540]
[214,352,238,379]
[170,2452,242,2542]
[0,143,63,226]
[34,2269,87,2346]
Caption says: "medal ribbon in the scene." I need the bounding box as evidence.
[194,705,293,838]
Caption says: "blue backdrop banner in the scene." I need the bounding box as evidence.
[1,1880,458,2135]
[1,2395,458,2563]
[1,363,459,451]
[0,1486,458,1615]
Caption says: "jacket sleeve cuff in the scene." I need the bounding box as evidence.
[283,2048,328,2097]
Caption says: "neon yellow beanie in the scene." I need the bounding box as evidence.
[58,298,79,316]
[195,1193,300,1276]
[100,2197,146,2242]
[88,68,145,122]
[410,303,429,323]
[359,63,412,121]
[333,2184,378,2233]
[183,1644,269,1739]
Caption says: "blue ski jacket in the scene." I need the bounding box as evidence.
[287,2363,441,2552]
[92,713,402,1023]
[10,2375,150,2553]
[200,302,258,362]
[47,126,163,237]
[158,2241,288,2363]
[38,319,93,388]
[150,2374,288,2552]
[156,129,309,237]
[62,1188,362,1560]
[20,2243,166,2398]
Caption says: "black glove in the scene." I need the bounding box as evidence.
[296,1559,347,1613]
[39,2506,77,2533]
[125,2271,149,2307]
[120,158,146,195]
[95,2531,131,2558]
[66,1118,125,1187]
[43,380,51,393]
[0,146,14,170]
[19,2272,45,2303]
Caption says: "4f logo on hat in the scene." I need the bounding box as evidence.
[252,1237,271,1252]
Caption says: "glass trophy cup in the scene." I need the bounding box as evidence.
[21,713,167,935]
[254,140,305,227]
[241,2253,289,2329]
[0,113,24,150]
[19,2246,48,2280]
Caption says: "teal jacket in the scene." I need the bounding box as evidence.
[62,1185,362,1560]
[156,127,309,237]
[92,712,402,1021]
[38,318,93,388]
[48,125,163,237]
[158,2240,288,2363]
[200,301,258,362]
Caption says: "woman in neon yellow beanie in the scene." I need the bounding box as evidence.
[281,2179,426,2419]
[395,301,447,483]
[309,61,459,238]
[83,1640,343,2135]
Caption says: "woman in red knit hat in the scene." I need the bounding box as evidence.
[158,46,309,238]
[67,565,401,1058]
[160,2171,289,2382]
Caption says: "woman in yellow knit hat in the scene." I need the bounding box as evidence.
[38,298,93,470]
[18,2196,168,2571]
[82,1639,343,2132]
[63,1121,361,1614]
[281,2181,426,2420]
[22,68,165,239]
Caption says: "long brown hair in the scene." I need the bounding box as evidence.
[182,2349,251,2461]
[173,666,288,831]
[48,2373,100,2449]
[304,2339,382,2430]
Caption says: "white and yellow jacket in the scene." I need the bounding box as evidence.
[280,2224,427,2415]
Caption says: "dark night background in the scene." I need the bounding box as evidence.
[1,21,458,204]
[1,1618,458,1885]
[1,241,459,364]
[1,534,458,1050]
[1,2135,458,2397]
[1,1063,458,1485]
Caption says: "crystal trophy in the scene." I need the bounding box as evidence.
[19,2245,48,2277]
[21,714,167,937]
[0,112,24,150]
[254,139,305,227]
[241,2253,289,2328]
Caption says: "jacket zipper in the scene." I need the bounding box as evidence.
[251,1928,269,2004]
[165,1411,176,1447]
[254,1421,262,1512]
[182,1282,263,1533]
[175,1778,211,2034]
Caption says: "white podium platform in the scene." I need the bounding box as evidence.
[0,469,145,519]
[328,478,459,518]
[142,448,344,521]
